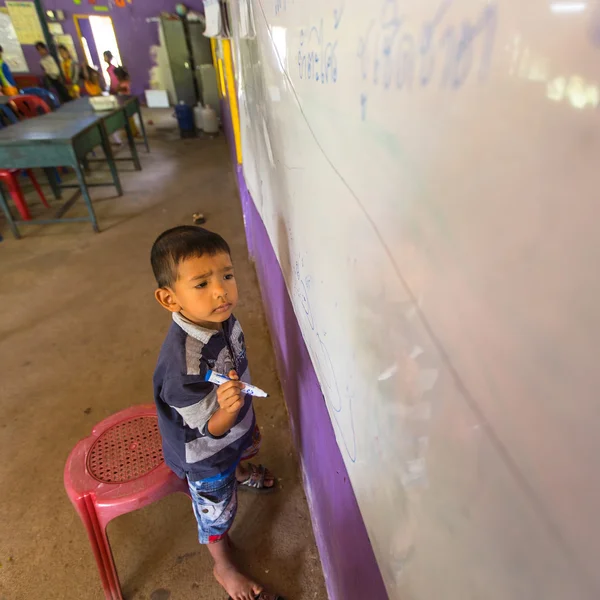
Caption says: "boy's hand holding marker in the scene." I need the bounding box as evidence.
[216,370,245,415]
[206,369,269,398]
[209,370,269,436]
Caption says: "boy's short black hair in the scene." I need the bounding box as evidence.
[35,42,47,51]
[151,226,231,288]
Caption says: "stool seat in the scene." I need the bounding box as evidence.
[87,415,163,484]
[64,404,190,600]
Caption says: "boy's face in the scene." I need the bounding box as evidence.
[155,252,238,329]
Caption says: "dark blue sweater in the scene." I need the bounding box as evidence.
[153,313,255,481]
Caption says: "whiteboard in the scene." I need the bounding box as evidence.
[0,12,28,73]
[230,1,600,598]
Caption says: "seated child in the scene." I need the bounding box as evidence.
[114,66,131,95]
[151,226,282,600]
[0,45,18,96]
[82,65,122,144]
[82,66,102,97]
[113,66,138,136]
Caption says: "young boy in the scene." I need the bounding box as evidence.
[34,42,70,103]
[151,226,282,600]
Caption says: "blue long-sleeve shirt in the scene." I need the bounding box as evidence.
[1,62,16,87]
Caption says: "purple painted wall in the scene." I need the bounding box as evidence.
[6,0,205,97]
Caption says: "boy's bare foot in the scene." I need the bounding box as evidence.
[209,536,262,600]
[214,561,263,600]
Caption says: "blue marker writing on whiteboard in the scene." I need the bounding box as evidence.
[205,370,269,397]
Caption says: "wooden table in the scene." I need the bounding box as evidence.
[0,114,122,239]
[46,99,142,172]
[59,96,150,153]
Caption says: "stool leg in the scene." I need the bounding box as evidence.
[25,170,50,208]
[74,495,124,600]
[98,525,123,600]
[3,175,31,220]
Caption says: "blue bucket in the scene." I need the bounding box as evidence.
[175,103,196,138]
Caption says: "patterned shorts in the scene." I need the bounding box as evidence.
[187,425,261,544]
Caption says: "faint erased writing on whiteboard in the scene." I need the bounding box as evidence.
[291,251,357,462]
[274,0,285,16]
[357,0,498,118]
[297,19,339,84]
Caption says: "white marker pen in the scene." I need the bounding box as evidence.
[205,370,269,397]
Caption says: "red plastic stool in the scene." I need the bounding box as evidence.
[64,405,190,600]
[0,169,49,220]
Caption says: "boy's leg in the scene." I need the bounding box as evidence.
[236,424,275,489]
[188,473,262,599]
[209,536,264,600]
[51,78,72,104]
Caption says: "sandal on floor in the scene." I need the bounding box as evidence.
[228,595,285,600]
[237,463,277,494]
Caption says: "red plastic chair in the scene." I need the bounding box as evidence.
[0,102,50,219]
[9,94,51,119]
[14,74,42,89]
[64,405,190,600]
[0,169,49,220]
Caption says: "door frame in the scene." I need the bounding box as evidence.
[73,14,121,83]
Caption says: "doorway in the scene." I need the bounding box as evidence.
[73,15,122,89]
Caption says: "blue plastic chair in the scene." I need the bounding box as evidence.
[0,104,18,127]
[21,87,60,110]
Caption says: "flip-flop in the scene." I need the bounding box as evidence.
[228,595,285,600]
[237,463,277,494]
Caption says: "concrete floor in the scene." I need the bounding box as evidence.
[0,112,327,600]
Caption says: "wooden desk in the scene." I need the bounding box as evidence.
[0,114,122,238]
[46,100,142,172]
[59,96,150,153]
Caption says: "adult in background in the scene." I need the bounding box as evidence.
[58,44,80,99]
[0,46,18,96]
[35,41,70,103]
[103,50,119,94]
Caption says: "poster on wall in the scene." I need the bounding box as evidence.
[89,0,110,10]
[6,1,44,45]
[0,11,28,72]
[48,22,63,35]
